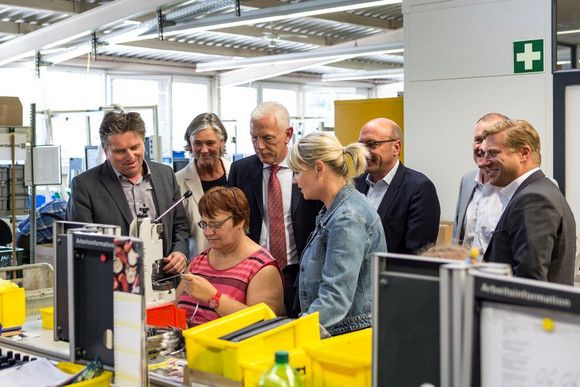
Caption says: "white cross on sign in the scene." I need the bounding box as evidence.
[516,43,541,70]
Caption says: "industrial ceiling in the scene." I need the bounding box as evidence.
[0,0,405,86]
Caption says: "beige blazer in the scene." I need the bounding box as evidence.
[175,157,231,257]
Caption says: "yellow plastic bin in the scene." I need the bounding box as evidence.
[40,306,54,330]
[183,303,321,381]
[243,347,310,387]
[303,328,372,387]
[56,362,113,386]
[0,287,25,328]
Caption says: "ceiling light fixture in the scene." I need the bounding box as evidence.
[321,68,404,82]
[557,29,580,35]
[196,45,404,72]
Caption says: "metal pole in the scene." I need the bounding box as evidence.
[10,132,16,266]
[30,103,37,264]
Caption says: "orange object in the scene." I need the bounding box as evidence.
[147,302,186,329]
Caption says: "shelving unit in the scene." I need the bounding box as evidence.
[0,103,36,265]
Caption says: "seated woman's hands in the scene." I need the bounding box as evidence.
[181,273,217,303]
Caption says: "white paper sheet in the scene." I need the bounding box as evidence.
[481,301,580,387]
[0,358,78,387]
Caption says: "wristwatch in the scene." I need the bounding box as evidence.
[208,291,222,310]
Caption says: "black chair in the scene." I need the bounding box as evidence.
[0,219,12,246]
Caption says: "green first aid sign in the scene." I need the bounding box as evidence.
[513,39,544,73]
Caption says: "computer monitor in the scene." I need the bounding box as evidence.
[68,157,83,186]
[461,271,580,387]
[232,153,245,162]
[372,252,455,387]
[84,145,100,171]
[173,158,189,172]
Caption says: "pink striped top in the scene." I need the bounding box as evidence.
[177,248,283,327]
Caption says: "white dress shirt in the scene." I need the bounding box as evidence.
[365,160,400,211]
[472,183,504,253]
[462,171,485,249]
[467,167,540,254]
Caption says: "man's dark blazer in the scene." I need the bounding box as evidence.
[483,170,576,285]
[354,163,441,254]
[66,160,190,258]
[228,155,322,261]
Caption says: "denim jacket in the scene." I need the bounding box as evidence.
[299,183,386,336]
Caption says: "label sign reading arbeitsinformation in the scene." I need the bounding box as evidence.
[514,39,544,73]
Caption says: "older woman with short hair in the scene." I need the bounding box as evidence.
[288,132,386,336]
[176,186,284,327]
[176,113,231,257]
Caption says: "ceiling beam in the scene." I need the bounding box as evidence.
[151,0,401,39]
[217,29,403,86]
[121,39,266,58]
[0,0,183,67]
[328,60,401,72]
[0,0,98,14]
[317,13,402,30]
[242,0,401,30]
[0,20,42,35]
[216,25,343,47]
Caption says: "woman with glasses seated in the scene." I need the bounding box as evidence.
[176,186,284,327]
[288,132,386,336]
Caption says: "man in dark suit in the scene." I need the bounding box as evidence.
[482,119,576,285]
[66,111,190,274]
[228,102,322,317]
[354,118,440,254]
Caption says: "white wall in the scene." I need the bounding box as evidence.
[565,85,580,240]
[403,0,552,222]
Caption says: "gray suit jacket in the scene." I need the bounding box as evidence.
[483,170,576,285]
[452,169,479,243]
[66,160,190,258]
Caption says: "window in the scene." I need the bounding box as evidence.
[555,0,580,71]
[262,87,297,116]
[172,81,210,153]
[220,86,258,157]
[108,75,171,157]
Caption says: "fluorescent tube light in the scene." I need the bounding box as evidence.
[322,68,404,82]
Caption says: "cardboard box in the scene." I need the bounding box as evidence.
[0,97,23,126]
[436,222,454,246]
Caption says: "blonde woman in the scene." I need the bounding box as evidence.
[288,132,386,336]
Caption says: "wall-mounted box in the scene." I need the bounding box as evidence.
[0,97,23,126]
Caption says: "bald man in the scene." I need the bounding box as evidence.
[353,118,440,254]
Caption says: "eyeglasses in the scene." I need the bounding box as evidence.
[359,139,397,149]
[197,216,232,230]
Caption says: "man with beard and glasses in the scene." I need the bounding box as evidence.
[353,118,440,254]
[452,113,509,254]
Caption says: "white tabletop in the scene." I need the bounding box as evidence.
[0,317,70,362]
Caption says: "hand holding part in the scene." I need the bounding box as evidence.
[182,273,216,303]
[163,252,187,274]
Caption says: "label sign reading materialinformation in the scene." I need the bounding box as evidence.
[513,39,544,73]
